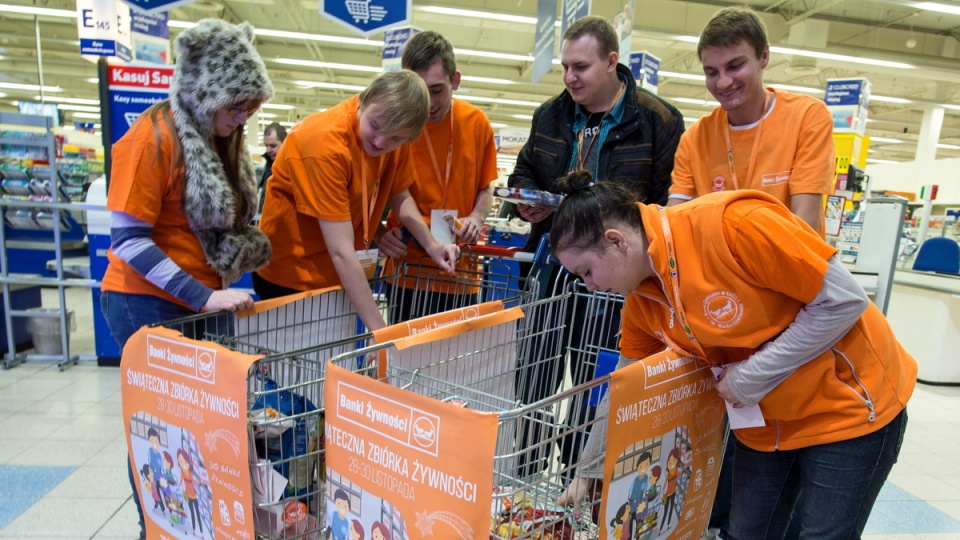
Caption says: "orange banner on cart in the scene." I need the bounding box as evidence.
[239,285,342,317]
[372,300,504,344]
[600,350,726,540]
[372,301,518,378]
[324,364,498,540]
[122,327,259,540]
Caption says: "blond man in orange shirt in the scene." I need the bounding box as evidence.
[256,70,458,331]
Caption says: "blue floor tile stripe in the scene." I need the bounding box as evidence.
[864,482,960,534]
[0,465,76,530]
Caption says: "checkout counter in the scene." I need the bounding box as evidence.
[887,269,960,386]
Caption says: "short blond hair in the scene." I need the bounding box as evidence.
[358,70,429,140]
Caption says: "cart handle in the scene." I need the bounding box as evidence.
[458,244,534,262]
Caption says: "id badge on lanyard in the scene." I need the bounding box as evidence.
[356,248,379,280]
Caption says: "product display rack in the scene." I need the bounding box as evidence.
[0,112,99,370]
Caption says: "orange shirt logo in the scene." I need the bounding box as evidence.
[711,175,727,192]
[703,291,744,329]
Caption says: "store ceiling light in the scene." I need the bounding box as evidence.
[291,80,366,92]
[670,97,721,107]
[668,31,913,69]
[455,48,534,62]
[71,112,101,119]
[769,83,821,94]
[660,71,706,82]
[262,103,297,110]
[871,137,904,143]
[510,114,534,120]
[937,143,960,150]
[55,104,101,113]
[272,58,382,73]
[457,95,541,107]
[416,5,537,24]
[770,46,913,69]
[866,158,900,164]
[915,2,960,16]
[870,95,912,104]
[461,75,517,85]
[0,4,75,17]
[32,96,100,106]
[0,82,62,92]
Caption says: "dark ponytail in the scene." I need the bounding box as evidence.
[550,170,643,254]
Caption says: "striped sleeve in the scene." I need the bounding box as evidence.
[110,212,214,311]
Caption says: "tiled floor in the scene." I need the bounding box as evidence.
[1,289,959,539]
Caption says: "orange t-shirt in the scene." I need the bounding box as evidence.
[383,99,498,291]
[101,109,221,309]
[257,95,415,291]
[670,89,835,227]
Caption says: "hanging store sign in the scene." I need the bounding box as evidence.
[629,51,661,94]
[77,0,132,61]
[382,26,418,72]
[320,0,412,37]
[824,78,871,135]
[120,0,195,16]
[532,0,558,85]
[560,0,591,40]
[131,10,170,64]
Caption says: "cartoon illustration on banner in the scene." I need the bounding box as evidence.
[601,350,726,540]
[122,327,259,540]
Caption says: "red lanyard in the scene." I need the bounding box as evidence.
[423,102,454,209]
[360,155,383,249]
[655,206,706,360]
[721,90,770,190]
[573,82,625,173]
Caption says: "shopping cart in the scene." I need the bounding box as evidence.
[381,243,547,325]
[325,277,626,540]
[150,287,395,540]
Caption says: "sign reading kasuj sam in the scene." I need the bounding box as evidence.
[600,350,726,540]
[122,326,259,540]
[324,363,498,540]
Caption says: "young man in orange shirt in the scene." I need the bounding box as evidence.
[667,6,835,234]
[379,31,499,323]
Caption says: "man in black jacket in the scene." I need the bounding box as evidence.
[508,15,683,476]
[258,122,286,212]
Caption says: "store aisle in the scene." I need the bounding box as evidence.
[1,358,960,538]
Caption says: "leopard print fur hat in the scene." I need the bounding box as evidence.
[170,19,275,284]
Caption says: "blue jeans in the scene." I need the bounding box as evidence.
[729,409,907,540]
[100,291,195,351]
[102,291,194,531]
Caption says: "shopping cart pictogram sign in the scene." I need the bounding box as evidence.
[319,0,411,37]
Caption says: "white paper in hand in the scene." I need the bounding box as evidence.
[710,367,766,429]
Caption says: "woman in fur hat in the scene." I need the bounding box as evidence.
[99,18,273,537]
[255,70,458,331]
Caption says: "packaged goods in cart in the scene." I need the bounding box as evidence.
[490,490,574,540]
[493,186,564,209]
[250,373,319,500]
